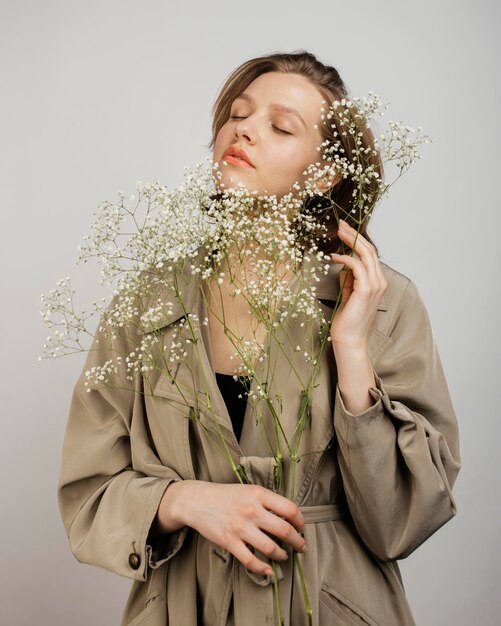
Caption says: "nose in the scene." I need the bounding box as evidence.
[234,117,256,144]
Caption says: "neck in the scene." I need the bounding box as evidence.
[221,243,300,286]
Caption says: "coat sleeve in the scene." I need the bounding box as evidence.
[56,300,189,582]
[333,278,461,562]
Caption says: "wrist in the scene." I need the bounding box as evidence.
[157,479,193,533]
[332,338,368,358]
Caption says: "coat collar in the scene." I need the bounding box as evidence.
[136,244,388,334]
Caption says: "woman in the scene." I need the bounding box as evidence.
[57,51,461,626]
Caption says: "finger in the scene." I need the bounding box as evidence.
[373,255,388,291]
[232,541,274,577]
[338,224,378,270]
[329,254,354,306]
[333,253,382,302]
[260,489,305,533]
[336,227,381,289]
[260,510,307,554]
[333,252,387,308]
[242,525,289,562]
[331,253,368,287]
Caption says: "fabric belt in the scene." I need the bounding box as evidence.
[299,502,347,524]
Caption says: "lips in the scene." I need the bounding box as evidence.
[222,146,255,168]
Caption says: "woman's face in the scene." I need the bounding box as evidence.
[213,71,332,199]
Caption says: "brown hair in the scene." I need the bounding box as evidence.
[206,50,384,257]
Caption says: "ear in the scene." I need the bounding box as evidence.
[315,170,342,194]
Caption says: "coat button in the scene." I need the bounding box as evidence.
[128,553,141,569]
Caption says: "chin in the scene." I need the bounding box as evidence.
[216,170,252,192]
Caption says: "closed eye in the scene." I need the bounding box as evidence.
[229,115,292,136]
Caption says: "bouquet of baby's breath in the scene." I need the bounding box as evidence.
[40,92,429,625]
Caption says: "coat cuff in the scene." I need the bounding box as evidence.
[136,478,189,580]
[146,525,189,570]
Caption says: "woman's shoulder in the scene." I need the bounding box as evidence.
[378,258,414,291]
[377,258,432,329]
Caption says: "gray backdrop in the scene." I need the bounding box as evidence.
[1,1,499,624]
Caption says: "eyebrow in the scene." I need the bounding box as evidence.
[233,92,306,128]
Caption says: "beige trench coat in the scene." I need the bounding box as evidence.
[57,248,461,626]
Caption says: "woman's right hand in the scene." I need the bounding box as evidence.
[156,480,307,577]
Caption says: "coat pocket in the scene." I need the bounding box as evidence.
[126,565,167,626]
[126,595,164,626]
[367,326,393,366]
[319,582,378,626]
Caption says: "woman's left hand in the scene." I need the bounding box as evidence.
[330,219,388,349]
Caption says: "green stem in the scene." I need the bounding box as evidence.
[294,552,313,626]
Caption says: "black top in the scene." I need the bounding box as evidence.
[215,372,250,442]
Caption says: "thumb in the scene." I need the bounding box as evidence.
[339,268,353,304]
